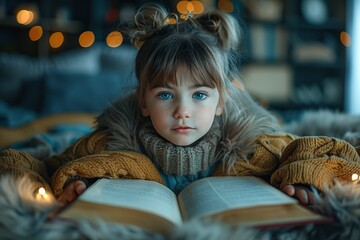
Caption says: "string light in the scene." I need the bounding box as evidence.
[49,32,64,48]
[177,1,190,15]
[191,1,204,14]
[38,187,46,195]
[36,187,50,202]
[177,1,205,16]
[340,31,352,47]
[18,1,232,50]
[79,31,95,48]
[29,25,43,41]
[16,9,34,25]
[106,31,123,48]
[352,173,359,182]
[218,0,234,13]
[167,17,177,24]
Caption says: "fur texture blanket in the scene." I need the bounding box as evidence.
[282,110,360,146]
[0,175,360,240]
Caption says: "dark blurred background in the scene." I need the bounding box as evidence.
[0,0,358,122]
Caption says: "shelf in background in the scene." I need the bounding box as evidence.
[240,0,347,114]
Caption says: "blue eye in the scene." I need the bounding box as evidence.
[157,92,173,100]
[192,92,207,100]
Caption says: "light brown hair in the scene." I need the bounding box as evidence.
[127,3,241,110]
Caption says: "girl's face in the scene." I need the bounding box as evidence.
[141,78,223,146]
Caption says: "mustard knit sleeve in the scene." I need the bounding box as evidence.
[44,130,109,176]
[0,129,108,195]
[214,133,296,177]
[51,151,163,197]
[0,149,51,193]
[270,136,360,191]
[44,128,164,198]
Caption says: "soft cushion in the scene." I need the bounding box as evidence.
[0,44,138,114]
[41,71,137,114]
[0,48,100,104]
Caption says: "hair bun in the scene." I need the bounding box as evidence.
[131,4,169,48]
[195,11,241,50]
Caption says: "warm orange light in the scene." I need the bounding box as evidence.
[106,31,123,48]
[218,0,234,13]
[79,31,95,48]
[177,1,190,14]
[49,32,64,48]
[167,17,177,24]
[352,173,359,181]
[187,2,194,12]
[29,25,43,41]
[16,9,34,25]
[36,187,51,202]
[38,187,46,195]
[340,31,352,47]
[177,1,204,15]
[192,1,204,14]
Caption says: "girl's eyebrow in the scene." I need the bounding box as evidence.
[190,84,209,89]
[151,82,210,89]
[151,84,173,89]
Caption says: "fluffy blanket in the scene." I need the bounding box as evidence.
[282,110,360,146]
[0,175,359,240]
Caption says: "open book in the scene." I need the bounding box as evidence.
[58,176,329,235]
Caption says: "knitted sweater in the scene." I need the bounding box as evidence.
[1,93,360,198]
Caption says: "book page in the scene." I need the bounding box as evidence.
[178,176,297,220]
[79,179,182,225]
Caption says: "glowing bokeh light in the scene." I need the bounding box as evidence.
[218,0,234,13]
[177,1,190,15]
[106,31,123,48]
[192,1,204,14]
[167,17,177,24]
[29,25,43,41]
[79,31,95,48]
[49,32,64,48]
[177,1,204,15]
[352,173,359,181]
[340,31,352,47]
[16,9,34,25]
[187,2,194,12]
[38,187,46,195]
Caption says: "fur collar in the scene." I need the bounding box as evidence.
[97,92,278,173]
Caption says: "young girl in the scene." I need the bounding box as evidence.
[7,3,359,206]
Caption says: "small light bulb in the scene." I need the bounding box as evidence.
[38,187,46,195]
[351,173,359,181]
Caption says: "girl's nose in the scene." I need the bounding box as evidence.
[173,102,191,119]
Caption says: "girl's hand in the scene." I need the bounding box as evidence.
[58,180,87,205]
[281,184,316,205]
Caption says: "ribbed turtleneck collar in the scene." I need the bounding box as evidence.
[138,119,222,176]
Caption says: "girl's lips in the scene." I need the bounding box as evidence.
[172,126,193,134]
